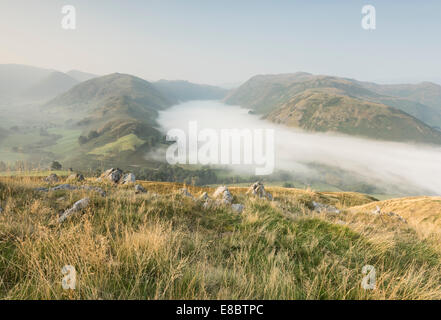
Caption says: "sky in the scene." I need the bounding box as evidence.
[1,0,440,86]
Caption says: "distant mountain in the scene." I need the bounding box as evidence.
[153,80,228,102]
[0,65,97,104]
[0,64,53,98]
[66,70,98,82]
[266,90,441,144]
[23,71,79,101]
[46,73,174,113]
[225,73,441,136]
[358,81,441,111]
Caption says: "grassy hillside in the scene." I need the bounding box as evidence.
[38,73,175,168]
[224,73,441,129]
[1,177,441,299]
[45,73,174,113]
[351,197,441,238]
[265,90,441,144]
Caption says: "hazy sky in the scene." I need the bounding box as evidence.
[1,0,440,85]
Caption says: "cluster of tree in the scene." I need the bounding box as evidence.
[78,130,100,145]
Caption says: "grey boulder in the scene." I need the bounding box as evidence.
[58,198,90,223]
[135,184,147,194]
[121,173,136,184]
[100,168,123,183]
[213,186,233,204]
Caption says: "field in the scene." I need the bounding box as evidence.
[1,176,441,299]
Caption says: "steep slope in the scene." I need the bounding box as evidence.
[153,80,228,101]
[23,71,79,101]
[66,70,98,82]
[225,73,441,128]
[266,90,441,144]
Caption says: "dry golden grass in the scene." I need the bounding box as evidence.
[351,197,441,239]
[1,176,441,299]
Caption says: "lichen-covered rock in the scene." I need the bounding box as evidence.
[121,173,136,184]
[135,184,147,194]
[246,181,272,201]
[372,206,381,215]
[199,192,209,201]
[311,201,340,214]
[58,198,90,223]
[231,203,245,213]
[67,173,85,182]
[44,173,59,183]
[35,187,49,192]
[213,186,233,203]
[100,168,123,183]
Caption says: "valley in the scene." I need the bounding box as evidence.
[1,66,441,199]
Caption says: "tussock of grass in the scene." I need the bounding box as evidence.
[1,177,441,299]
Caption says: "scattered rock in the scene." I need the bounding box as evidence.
[58,198,90,223]
[67,173,85,182]
[246,181,272,201]
[121,173,136,185]
[231,203,245,213]
[311,201,340,214]
[213,186,233,204]
[135,184,147,194]
[100,168,123,183]
[44,173,59,183]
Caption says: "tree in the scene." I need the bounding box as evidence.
[78,135,88,145]
[51,161,62,171]
[88,130,99,140]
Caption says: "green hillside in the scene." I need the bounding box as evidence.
[224,73,441,142]
[266,90,441,144]
[41,73,173,168]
